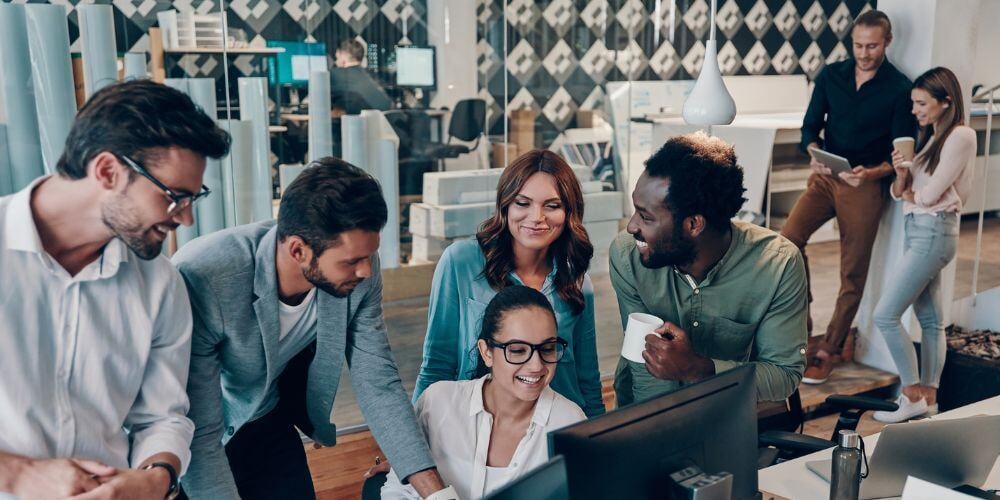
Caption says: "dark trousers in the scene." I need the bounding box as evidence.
[180,344,319,499]
[781,173,887,355]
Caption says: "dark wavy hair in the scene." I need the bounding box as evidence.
[277,157,387,255]
[57,80,230,179]
[913,67,965,175]
[475,150,593,314]
[473,285,557,378]
[645,132,747,232]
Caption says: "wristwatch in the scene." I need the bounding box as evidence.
[142,462,180,499]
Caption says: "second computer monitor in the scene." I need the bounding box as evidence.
[395,46,436,89]
[548,364,759,500]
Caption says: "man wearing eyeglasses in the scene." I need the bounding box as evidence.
[173,159,452,500]
[0,80,230,499]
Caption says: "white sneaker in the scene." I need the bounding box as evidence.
[873,395,929,423]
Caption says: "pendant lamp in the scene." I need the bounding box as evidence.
[682,0,736,126]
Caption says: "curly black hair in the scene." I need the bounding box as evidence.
[644,132,747,232]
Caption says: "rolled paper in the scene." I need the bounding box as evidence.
[376,138,400,269]
[308,70,333,161]
[0,125,13,196]
[77,4,118,97]
[24,4,77,174]
[123,52,148,80]
[341,114,368,169]
[0,4,46,190]
[218,119,256,227]
[237,77,274,223]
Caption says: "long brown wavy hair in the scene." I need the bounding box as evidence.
[476,150,594,314]
[913,67,965,175]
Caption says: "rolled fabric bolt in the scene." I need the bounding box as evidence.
[218,119,255,227]
[341,114,368,170]
[376,138,400,269]
[123,52,147,80]
[0,125,13,196]
[0,4,46,190]
[24,4,76,174]
[77,4,117,97]
[237,77,274,222]
[622,313,664,363]
[308,70,332,161]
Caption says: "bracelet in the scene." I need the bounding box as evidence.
[142,462,179,500]
[423,485,459,500]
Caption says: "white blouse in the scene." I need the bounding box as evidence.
[381,376,587,499]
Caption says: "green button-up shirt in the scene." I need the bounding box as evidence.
[609,221,808,404]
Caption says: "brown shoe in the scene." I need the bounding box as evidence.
[802,352,834,385]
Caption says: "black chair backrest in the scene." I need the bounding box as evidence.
[448,98,486,142]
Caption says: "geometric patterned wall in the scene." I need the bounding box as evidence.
[478,0,876,143]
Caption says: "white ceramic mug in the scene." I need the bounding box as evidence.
[622,313,665,363]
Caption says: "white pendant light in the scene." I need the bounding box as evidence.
[682,0,736,126]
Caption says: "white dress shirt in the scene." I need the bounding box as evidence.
[0,179,195,482]
[381,376,587,499]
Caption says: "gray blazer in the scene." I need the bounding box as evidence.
[173,221,434,498]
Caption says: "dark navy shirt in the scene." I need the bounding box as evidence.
[801,59,915,167]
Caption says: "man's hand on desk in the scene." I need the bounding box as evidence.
[0,455,116,499]
[642,322,716,383]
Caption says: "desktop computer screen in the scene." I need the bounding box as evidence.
[483,455,570,500]
[268,41,328,86]
[395,46,436,88]
[548,365,759,500]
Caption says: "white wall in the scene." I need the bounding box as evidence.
[428,0,485,171]
[973,0,1000,91]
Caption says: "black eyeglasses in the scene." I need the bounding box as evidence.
[487,338,568,365]
[118,154,211,216]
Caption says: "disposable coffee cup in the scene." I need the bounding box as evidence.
[893,137,915,168]
[622,313,664,363]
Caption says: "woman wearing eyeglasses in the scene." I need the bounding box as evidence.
[412,150,604,418]
[381,285,586,499]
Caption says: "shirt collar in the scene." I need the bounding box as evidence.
[507,258,558,293]
[4,175,130,279]
[672,222,740,287]
[469,374,557,427]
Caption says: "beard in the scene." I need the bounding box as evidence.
[302,256,363,298]
[638,222,697,269]
[101,194,167,260]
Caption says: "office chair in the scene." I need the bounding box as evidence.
[758,390,899,468]
[422,98,486,170]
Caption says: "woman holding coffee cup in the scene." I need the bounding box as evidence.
[413,150,605,417]
[873,66,977,423]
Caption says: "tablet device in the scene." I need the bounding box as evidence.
[807,146,854,176]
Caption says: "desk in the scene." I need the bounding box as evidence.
[759,395,1000,500]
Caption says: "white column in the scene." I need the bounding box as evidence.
[77,4,118,97]
[308,70,333,161]
[218,119,256,227]
[24,4,76,175]
[123,52,148,80]
[237,77,275,223]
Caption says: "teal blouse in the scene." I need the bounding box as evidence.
[413,239,605,417]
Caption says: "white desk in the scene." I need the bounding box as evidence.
[759,396,1000,500]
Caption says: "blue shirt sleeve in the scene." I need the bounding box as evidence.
[413,245,462,403]
[573,275,606,416]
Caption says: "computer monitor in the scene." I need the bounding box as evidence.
[483,455,570,500]
[549,365,758,500]
[268,41,328,86]
[395,46,436,89]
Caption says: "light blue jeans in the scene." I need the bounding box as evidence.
[873,212,959,388]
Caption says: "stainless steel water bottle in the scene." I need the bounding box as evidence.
[830,430,862,500]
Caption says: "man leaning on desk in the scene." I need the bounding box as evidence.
[610,133,809,406]
[330,38,392,115]
[784,10,916,386]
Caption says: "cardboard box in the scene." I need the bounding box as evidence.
[422,169,505,206]
[510,109,535,154]
[576,110,596,128]
[491,142,518,169]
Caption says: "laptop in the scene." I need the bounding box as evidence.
[806,415,1000,499]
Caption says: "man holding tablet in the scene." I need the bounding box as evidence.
[783,10,915,384]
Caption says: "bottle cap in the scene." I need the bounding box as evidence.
[838,430,860,449]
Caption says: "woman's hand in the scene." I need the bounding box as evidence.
[901,189,916,203]
[891,149,910,177]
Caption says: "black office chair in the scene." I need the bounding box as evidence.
[758,391,899,468]
[421,98,486,170]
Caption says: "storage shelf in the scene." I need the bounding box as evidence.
[164,47,285,54]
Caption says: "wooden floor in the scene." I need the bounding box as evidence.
[311,216,999,497]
